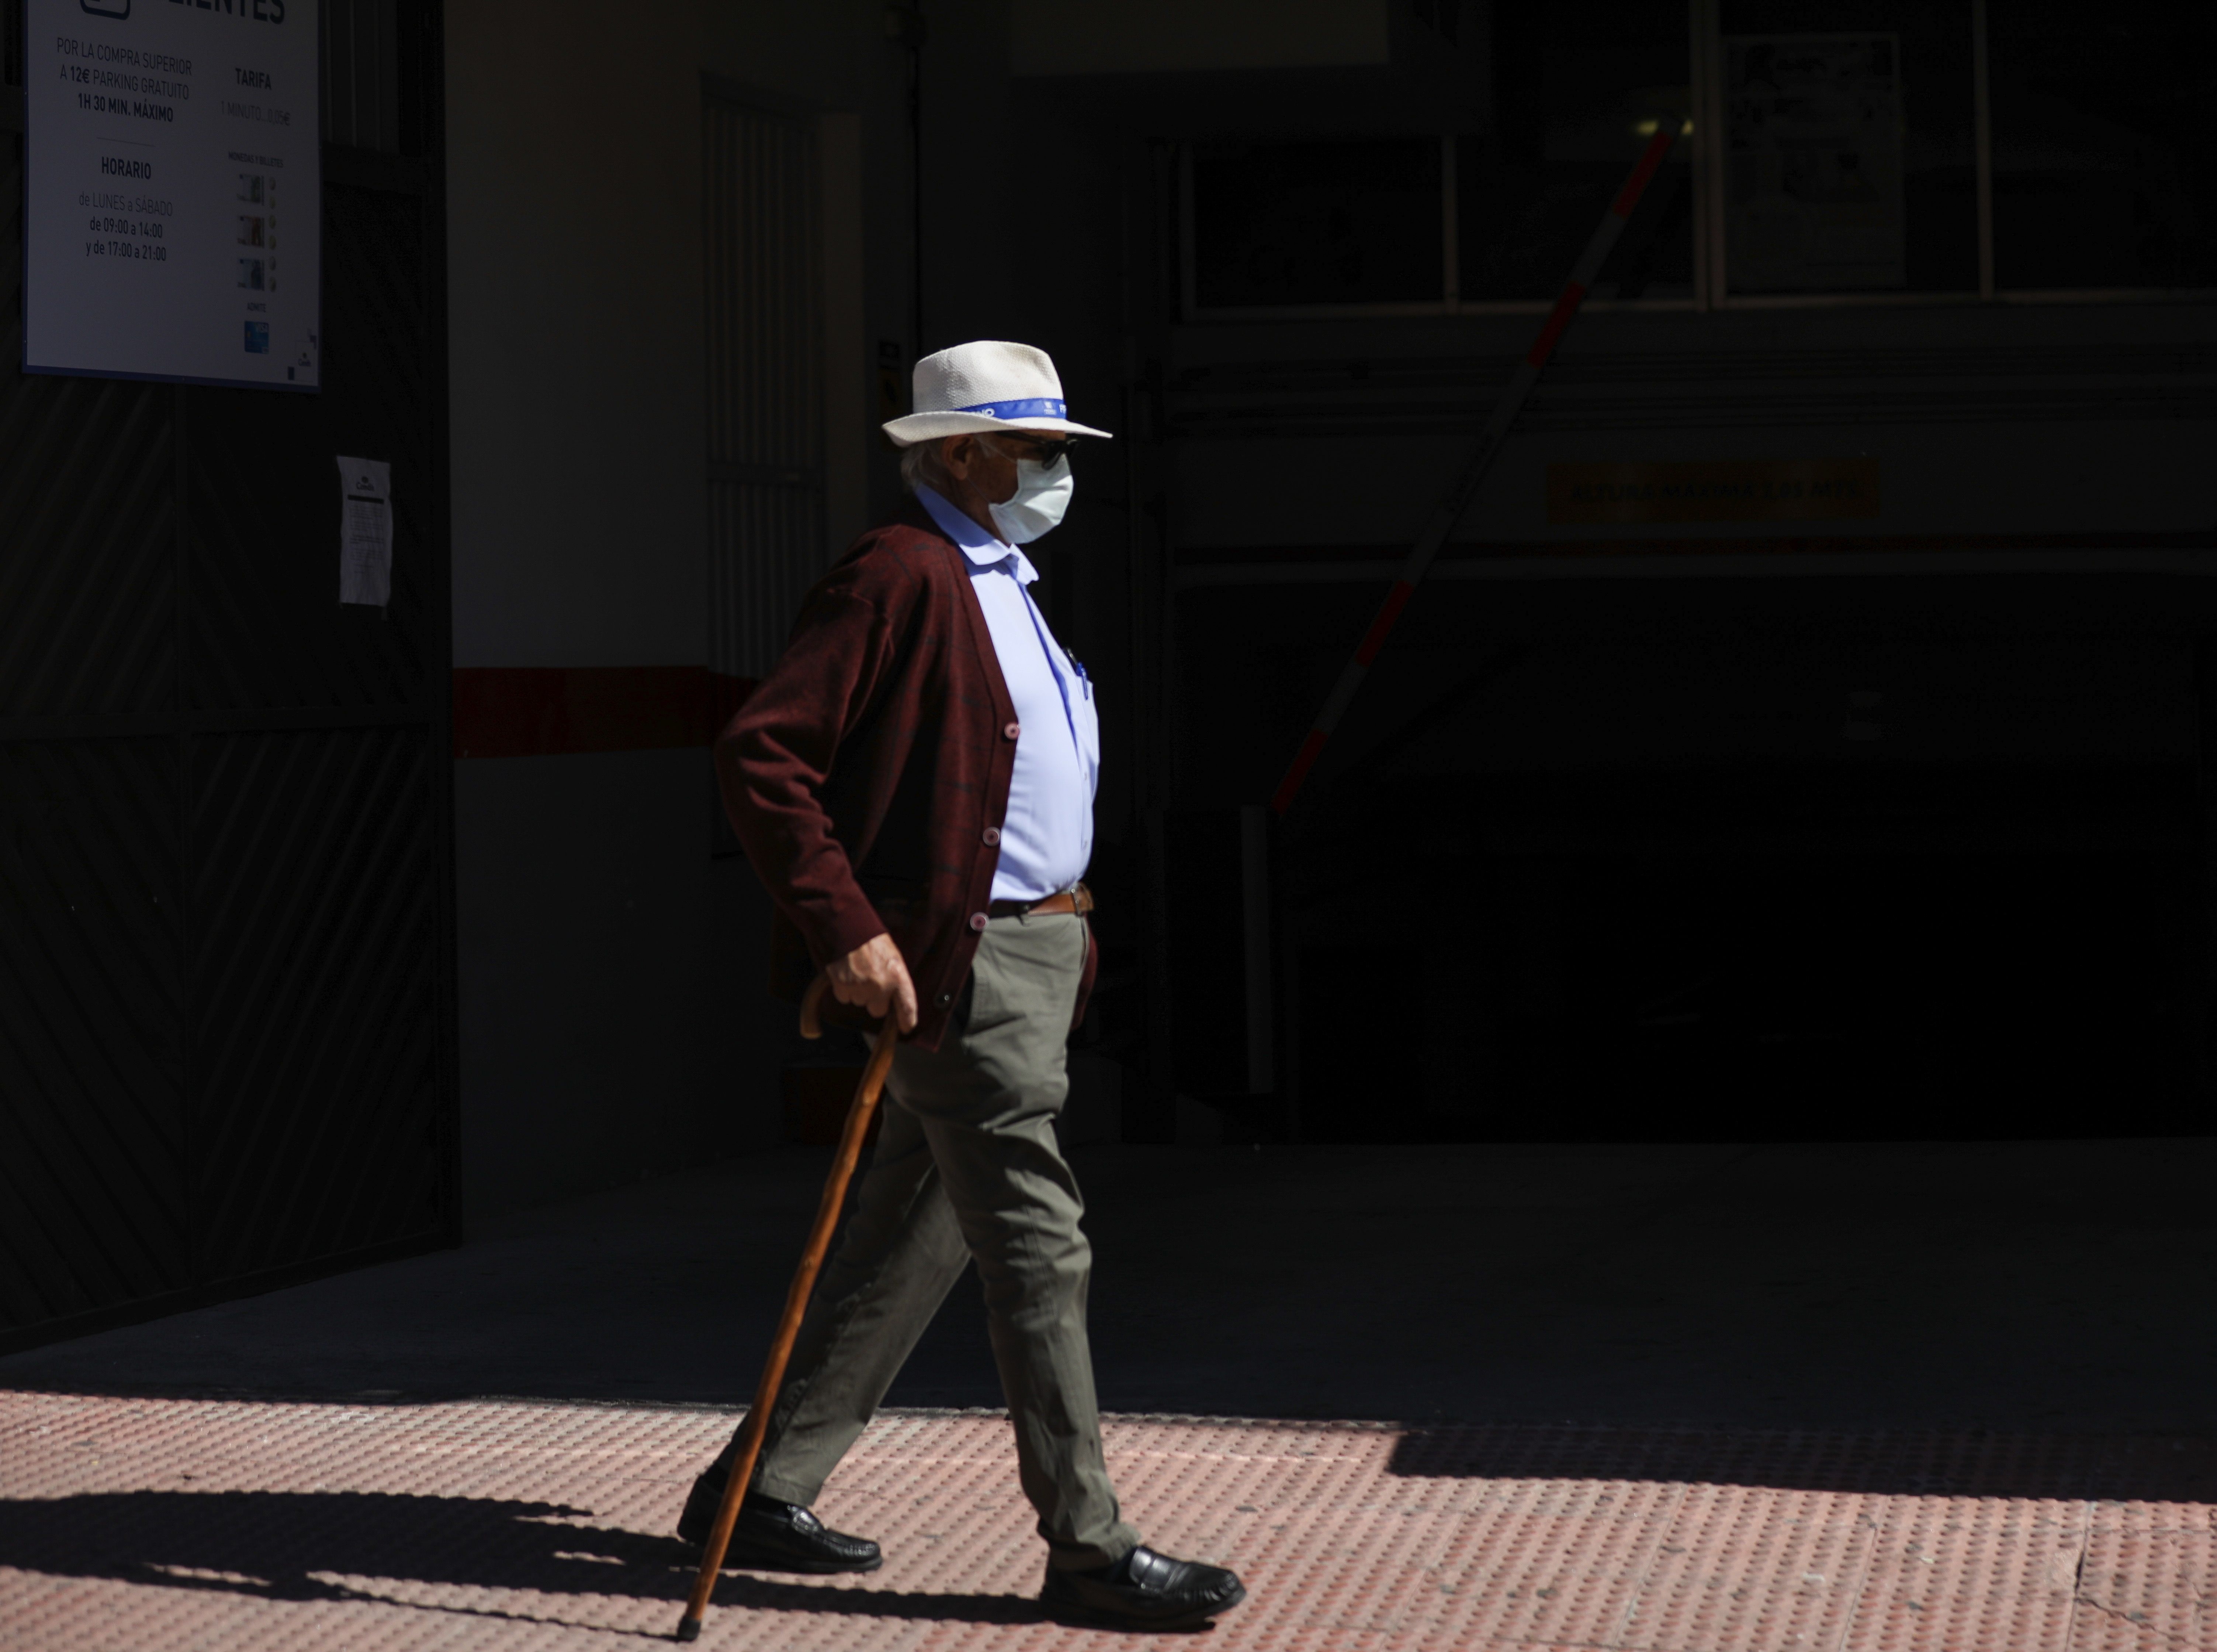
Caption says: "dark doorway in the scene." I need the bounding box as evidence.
[1281,763,2202,1144]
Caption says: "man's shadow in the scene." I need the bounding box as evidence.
[0,1489,1045,1634]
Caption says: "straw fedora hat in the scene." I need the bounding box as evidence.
[881,340,1115,447]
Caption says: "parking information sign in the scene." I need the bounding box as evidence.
[24,0,320,391]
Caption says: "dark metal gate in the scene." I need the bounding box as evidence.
[0,3,457,1351]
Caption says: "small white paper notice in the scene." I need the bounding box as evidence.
[337,457,394,607]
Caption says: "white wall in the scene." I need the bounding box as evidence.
[446,1,706,671]
[443,0,915,1221]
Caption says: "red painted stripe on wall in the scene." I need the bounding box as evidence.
[451,666,758,759]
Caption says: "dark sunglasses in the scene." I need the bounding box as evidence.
[998,434,1081,468]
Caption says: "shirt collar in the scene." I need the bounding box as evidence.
[917,486,1039,585]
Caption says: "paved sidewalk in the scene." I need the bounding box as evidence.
[4,1389,2214,1651]
[7,1139,2216,1648]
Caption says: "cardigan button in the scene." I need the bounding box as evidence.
[1003,721,1021,740]
[935,991,952,1008]
[982,826,1001,847]
[969,912,989,932]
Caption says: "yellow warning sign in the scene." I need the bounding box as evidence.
[1547,459,1881,523]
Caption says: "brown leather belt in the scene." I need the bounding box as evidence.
[988,882,1094,921]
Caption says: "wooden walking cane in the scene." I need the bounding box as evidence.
[675,973,901,1642]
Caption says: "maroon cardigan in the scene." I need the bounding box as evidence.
[714,499,1095,1051]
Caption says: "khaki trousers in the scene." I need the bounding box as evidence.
[715,910,1138,1571]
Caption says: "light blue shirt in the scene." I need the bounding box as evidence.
[917,486,1099,903]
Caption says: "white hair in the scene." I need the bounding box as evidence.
[897,438,950,494]
[899,431,1030,494]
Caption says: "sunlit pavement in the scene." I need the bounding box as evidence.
[4,1388,2212,1651]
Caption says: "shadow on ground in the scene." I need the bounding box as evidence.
[1383,1422,2217,1501]
[0,1489,1043,1631]
[5,1140,2214,1441]
[10,1422,2215,1632]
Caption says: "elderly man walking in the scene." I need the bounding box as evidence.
[683,340,1246,1629]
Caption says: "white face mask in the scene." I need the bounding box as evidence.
[987,455,1074,544]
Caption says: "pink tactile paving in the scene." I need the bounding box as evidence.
[2072,1503,2217,1652]
[1632,1482,1886,1652]
[1842,1496,2087,1652]
[3,1392,2214,1652]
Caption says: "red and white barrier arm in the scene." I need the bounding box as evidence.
[1267,121,1683,816]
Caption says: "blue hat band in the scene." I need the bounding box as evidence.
[955,398,1067,420]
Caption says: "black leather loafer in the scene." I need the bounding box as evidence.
[1040,1543,1247,1629]
[676,1472,882,1574]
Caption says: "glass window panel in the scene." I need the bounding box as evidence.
[1189,139,1443,309]
[1989,2,2217,290]
[1462,6,1693,302]
[1719,0,1976,294]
